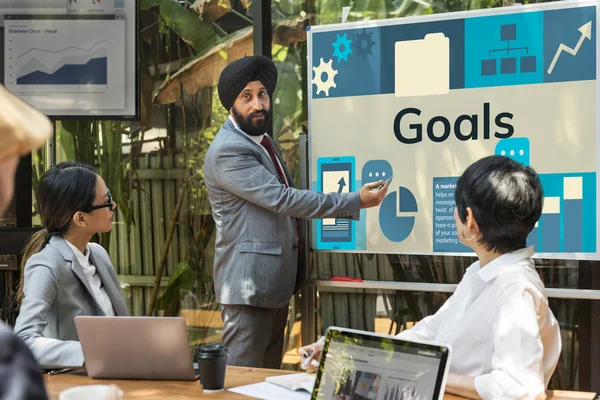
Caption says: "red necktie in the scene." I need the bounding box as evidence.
[260,135,288,187]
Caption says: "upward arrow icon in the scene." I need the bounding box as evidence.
[547,21,593,74]
[337,177,346,193]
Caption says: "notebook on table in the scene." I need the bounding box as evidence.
[266,372,316,392]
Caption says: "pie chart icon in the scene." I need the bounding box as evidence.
[379,186,418,242]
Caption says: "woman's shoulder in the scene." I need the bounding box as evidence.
[493,258,547,299]
[88,242,109,257]
[88,243,118,276]
[88,243,113,266]
[26,243,65,267]
[23,243,68,281]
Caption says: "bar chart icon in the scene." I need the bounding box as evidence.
[527,174,594,253]
[563,177,583,252]
[539,197,561,252]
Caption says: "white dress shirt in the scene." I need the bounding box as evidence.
[228,115,289,186]
[397,247,561,400]
[65,240,115,317]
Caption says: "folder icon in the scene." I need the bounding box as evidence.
[395,33,450,97]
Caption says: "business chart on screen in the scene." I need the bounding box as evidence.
[0,0,137,118]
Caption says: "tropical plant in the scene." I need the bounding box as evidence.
[56,121,142,250]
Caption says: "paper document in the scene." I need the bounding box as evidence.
[395,32,450,97]
[229,382,311,400]
[265,372,316,392]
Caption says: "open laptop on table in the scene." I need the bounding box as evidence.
[311,327,452,400]
[74,316,197,381]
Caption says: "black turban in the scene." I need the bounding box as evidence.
[218,55,278,111]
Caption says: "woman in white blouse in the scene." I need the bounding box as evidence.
[14,161,128,367]
[300,155,561,400]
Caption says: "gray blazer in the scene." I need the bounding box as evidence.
[14,236,128,367]
[204,119,360,309]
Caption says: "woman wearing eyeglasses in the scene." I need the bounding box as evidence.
[14,161,128,368]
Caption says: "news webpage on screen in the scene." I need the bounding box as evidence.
[315,337,445,400]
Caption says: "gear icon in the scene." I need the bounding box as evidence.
[332,33,352,63]
[353,29,375,59]
[312,58,338,97]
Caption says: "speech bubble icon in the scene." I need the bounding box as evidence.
[361,160,393,185]
[495,137,530,166]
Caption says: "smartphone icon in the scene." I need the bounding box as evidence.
[316,157,356,249]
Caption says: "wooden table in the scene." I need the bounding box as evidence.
[46,367,299,400]
[45,366,596,400]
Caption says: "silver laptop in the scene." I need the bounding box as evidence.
[75,316,197,380]
[312,327,452,400]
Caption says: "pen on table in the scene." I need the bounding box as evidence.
[48,368,73,375]
[301,336,326,370]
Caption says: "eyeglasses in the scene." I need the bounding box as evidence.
[84,190,114,213]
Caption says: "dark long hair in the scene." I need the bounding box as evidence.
[17,161,98,303]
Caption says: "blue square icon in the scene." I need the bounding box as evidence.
[521,55,536,73]
[501,24,516,41]
[481,59,496,75]
[501,57,516,74]
[465,12,543,88]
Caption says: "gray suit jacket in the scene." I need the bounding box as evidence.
[204,119,360,308]
[14,236,128,367]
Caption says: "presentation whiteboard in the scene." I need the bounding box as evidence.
[308,0,600,259]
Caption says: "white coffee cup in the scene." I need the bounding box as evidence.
[59,384,123,400]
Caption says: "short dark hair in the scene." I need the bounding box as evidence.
[454,155,543,254]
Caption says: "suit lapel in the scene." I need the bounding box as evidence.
[224,118,283,180]
[49,237,103,314]
[89,249,128,316]
[70,258,106,315]
[49,236,127,316]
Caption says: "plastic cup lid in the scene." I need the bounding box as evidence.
[198,344,228,357]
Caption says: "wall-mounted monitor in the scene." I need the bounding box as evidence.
[0,0,138,119]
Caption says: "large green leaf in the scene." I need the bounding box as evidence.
[157,261,196,311]
[139,30,155,131]
[153,27,253,104]
[159,0,220,53]
[140,0,163,9]
[273,48,302,140]
[57,122,76,161]
[59,121,97,162]
[351,0,389,21]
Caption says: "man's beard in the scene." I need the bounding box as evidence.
[231,106,270,137]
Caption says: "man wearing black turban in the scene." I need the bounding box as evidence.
[204,56,389,368]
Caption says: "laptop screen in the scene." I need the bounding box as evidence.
[312,327,451,400]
